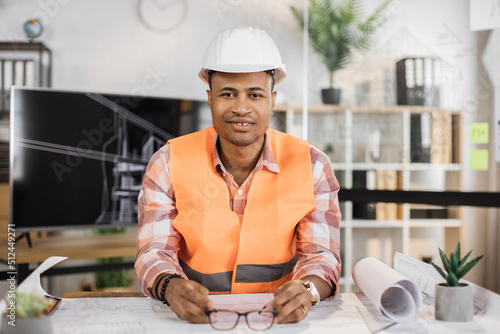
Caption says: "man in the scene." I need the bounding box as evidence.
[135,27,341,324]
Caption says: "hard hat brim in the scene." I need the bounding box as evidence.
[199,65,286,86]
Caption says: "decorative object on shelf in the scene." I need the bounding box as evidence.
[396,57,440,107]
[1,290,54,333]
[23,18,43,41]
[290,0,392,104]
[429,242,483,322]
[137,0,187,33]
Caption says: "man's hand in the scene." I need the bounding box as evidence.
[266,276,333,324]
[266,280,312,323]
[164,278,214,323]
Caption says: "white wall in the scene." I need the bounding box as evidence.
[0,0,306,103]
[1,0,498,292]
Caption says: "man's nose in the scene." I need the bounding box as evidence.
[231,96,251,114]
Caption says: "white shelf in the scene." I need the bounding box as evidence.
[331,162,461,171]
[340,219,462,229]
[277,105,463,293]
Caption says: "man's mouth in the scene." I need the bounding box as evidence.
[227,119,255,131]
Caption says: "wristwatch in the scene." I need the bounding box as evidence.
[302,281,321,306]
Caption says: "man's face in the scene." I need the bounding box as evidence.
[207,71,277,149]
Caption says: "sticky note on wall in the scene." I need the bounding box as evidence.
[469,149,488,170]
[469,123,489,144]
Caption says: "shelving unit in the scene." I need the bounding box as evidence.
[273,105,462,292]
[0,42,52,182]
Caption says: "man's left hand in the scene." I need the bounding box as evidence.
[265,280,312,323]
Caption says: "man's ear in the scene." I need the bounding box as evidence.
[271,91,277,109]
[207,90,212,109]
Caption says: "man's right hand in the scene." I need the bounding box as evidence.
[164,277,214,323]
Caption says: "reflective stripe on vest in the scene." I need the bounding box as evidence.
[168,126,315,294]
[180,256,298,292]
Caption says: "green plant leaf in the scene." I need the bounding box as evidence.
[456,255,483,281]
[459,250,472,268]
[450,252,458,273]
[454,242,461,260]
[447,271,458,286]
[290,0,393,87]
[438,247,452,274]
[429,260,448,281]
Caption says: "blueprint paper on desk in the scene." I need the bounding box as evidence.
[352,257,422,323]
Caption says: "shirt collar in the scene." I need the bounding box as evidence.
[212,131,281,174]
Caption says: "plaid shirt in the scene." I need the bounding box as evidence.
[135,132,342,299]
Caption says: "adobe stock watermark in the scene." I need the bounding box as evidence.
[455,68,493,123]
[212,0,243,20]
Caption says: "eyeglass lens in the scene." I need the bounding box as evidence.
[208,310,275,331]
[246,311,275,330]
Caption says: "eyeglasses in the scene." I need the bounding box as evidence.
[206,309,277,331]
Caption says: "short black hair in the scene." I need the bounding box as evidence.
[207,69,275,92]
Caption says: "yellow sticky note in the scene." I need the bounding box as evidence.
[469,123,489,144]
[469,149,489,170]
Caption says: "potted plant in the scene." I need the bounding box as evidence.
[291,0,392,104]
[429,243,483,322]
[2,291,54,333]
[93,228,134,292]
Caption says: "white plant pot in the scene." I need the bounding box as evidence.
[435,283,473,322]
[1,315,52,334]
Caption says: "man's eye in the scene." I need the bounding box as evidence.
[250,93,263,98]
[220,92,234,97]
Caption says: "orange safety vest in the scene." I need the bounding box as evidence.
[168,126,315,294]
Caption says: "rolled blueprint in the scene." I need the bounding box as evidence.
[352,257,422,322]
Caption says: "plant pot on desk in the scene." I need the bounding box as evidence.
[435,283,473,322]
[321,88,341,105]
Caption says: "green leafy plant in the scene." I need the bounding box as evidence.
[5,291,53,318]
[93,228,133,289]
[429,242,483,287]
[291,0,392,88]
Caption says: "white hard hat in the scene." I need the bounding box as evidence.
[199,27,286,85]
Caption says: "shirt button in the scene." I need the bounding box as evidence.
[237,189,243,196]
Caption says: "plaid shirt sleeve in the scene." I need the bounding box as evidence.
[135,143,186,299]
[292,145,342,298]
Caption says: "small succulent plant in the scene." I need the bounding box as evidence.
[5,291,53,318]
[429,242,483,287]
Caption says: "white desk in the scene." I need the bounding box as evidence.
[50,292,500,334]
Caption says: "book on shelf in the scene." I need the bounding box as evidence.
[396,57,440,107]
[0,59,36,113]
[431,112,452,164]
[410,113,431,163]
[451,114,461,164]
[376,170,402,221]
[411,111,457,165]
[352,170,376,219]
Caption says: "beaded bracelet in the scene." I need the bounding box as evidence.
[159,273,183,306]
[153,273,168,299]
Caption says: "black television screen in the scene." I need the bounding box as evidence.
[10,87,205,231]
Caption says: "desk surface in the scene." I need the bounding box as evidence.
[48,292,499,334]
[0,231,136,264]
[62,291,145,298]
